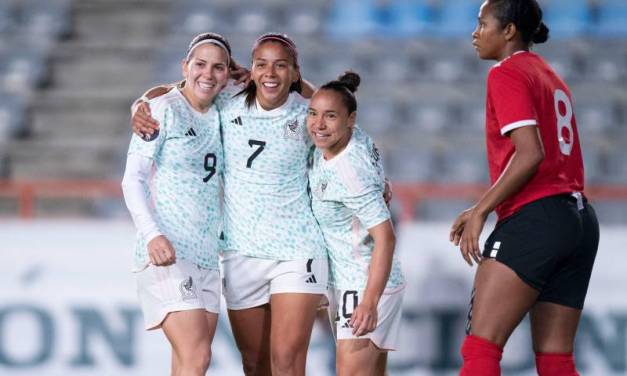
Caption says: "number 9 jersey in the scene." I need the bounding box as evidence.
[485,51,584,220]
[127,88,223,270]
[216,87,326,261]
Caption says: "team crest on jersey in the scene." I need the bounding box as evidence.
[284,118,301,140]
[313,180,327,198]
[179,276,197,300]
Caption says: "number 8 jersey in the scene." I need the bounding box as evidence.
[485,51,584,220]
[127,88,223,270]
[216,88,326,260]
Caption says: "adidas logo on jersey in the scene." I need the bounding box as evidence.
[231,116,243,126]
[305,274,317,284]
[185,128,197,136]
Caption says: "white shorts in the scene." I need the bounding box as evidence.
[327,286,405,351]
[221,252,328,310]
[135,259,220,330]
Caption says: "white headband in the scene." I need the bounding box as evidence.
[186,39,230,66]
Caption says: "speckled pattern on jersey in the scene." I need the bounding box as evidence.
[309,127,404,290]
[217,89,326,260]
[127,88,223,270]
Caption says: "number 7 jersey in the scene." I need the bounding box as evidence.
[216,89,326,260]
[485,51,584,220]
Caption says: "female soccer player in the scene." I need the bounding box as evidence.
[121,32,231,375]
[307,72,405,376]
[449,1,599,375]
[133,33,328,376]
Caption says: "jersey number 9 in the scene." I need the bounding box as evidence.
[203,153,217,182]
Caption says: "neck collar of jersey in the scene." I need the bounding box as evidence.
[320,130,356,168]
[174,87,216,117]
[254,93,294,116]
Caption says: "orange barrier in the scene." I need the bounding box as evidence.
[0,180,123,218]
[1,180,627,220]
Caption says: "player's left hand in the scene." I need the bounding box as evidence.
[230,59,251,86]
[350,300,378,336]
[383,178,392,206]
[450,207,487,266]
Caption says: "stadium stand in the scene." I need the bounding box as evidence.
[1,0,626,223]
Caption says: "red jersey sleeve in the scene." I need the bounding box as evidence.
[487,65,538,135]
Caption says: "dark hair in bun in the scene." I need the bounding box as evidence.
[319,71,361,113]
[489,0,550,45]
[532,22,549,44]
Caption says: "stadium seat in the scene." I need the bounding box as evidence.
[406,103,451,134]
[172,4,230,35]
[458,103,486,131]
[543,0,590,38]
[0,92,28,140]
[596,0,627,37]
[381,0,435,37]
[0,47,49,91]
[0,1,17,34]
[385,147,435,182]
[326,0,379,39]
[0,149,9,178]
[357,99,403,137]
[19,0,72,39]
[439,150,488,184]
[284,4,324,36]
[433,0,483,38]
[602,149,627,184]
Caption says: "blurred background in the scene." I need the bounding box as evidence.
[0,0,626,375]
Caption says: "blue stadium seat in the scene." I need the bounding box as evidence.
[381,0,435,37]
[596,0,627,37]
[543,0,590,38]
[0,91,28,140]
[433,0,483,38]
[326,0,379,39]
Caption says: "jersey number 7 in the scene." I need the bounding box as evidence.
[247,139,266,168]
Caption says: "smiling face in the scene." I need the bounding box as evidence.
[181,43,229,111]
[307,89,356,159]
[251,41,300,110]
[471,1,509,61]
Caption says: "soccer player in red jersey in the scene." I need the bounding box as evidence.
[449,1,600,375]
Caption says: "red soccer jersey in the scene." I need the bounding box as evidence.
[485,51,584,220]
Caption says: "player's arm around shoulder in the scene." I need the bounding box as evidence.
[131,82,180,137]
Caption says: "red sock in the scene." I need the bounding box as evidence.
[459,335,502,376]
[536,352,579,376]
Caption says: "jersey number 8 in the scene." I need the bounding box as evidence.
[554,89,574,156]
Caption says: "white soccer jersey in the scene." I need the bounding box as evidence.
[309,127,404,290]
[216,87,326,260]
[125,88,223,270]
